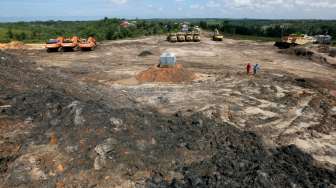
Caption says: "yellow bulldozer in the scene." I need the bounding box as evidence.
[177,32,186,42]
[274,34,315,49]
[186,32,194,42]
[167,33,178,42]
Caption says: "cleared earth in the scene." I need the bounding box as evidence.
[0,35,335,187]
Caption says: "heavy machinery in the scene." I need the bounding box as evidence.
[61,36,80,51]
[193,26,201,42]
[274,34,315,49]
[167,33,178,43]
[193,32,201,42]
[79,36,97,51]
[213,29,223,41]
[186,32,194,42]
[177,32,186,42]
[45,37,64,52]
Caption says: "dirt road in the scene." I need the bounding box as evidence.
[0,36,335,187]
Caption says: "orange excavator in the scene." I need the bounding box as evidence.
[79,36,97,51]
[46,37,64,52]
[61,36,80,51]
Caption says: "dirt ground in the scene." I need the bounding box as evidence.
[0,35,336,187]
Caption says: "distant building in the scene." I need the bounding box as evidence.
[120,21,129,28]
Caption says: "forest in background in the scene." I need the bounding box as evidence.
[0,18,335,43]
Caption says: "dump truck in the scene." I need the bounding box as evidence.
[177,32,186,42]
[186,32,194,42]
[167,33,178,43]
[274,34,314,49]
[79,36,97,51]
[61,36,80,51]
[213,29,223,41]
[45,37,64,52]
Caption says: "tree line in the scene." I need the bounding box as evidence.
[199,19,336,39]
[0,18,180,43]
[0,18,335,43]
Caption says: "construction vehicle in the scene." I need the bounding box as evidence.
[45,37,64,52]
[79,36,97,51]
[193,33,201,42]
[193,26,201,42]
[274,34,315,49]
[186,32,194,42]
[213,29,223,41]
[177,32,186,42]
[167,33,178,43]
[61,36,80,51]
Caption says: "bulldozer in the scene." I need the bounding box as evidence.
[177,32,186,42]
[186,32,194,42]
[61,36,80,51]
[274,34,315,49]
[45,37,64,52]
[79,36,97,51]
[213,29,223,41]
[193,33,201,42]
[167,33,178,43]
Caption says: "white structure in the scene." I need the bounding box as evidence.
[160,52,176,67]
[315,35,332,44]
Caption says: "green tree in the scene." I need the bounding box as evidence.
[5,29,14,39]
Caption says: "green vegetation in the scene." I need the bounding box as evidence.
[0,18,180,43]
[198,19,336,40]
[0,18,335,43]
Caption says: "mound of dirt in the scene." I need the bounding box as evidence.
[329,48,336,57]
[0,41,25,49]
[136,64,196,83]
[138,50,154,57]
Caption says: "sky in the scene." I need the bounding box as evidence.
[0,0,336,22]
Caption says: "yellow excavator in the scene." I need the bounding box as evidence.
[213,29,223,41]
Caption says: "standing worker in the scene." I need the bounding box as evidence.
[246,63,252,75]
[253,64,260,75]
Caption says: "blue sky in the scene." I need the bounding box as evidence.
[0,0,336,22]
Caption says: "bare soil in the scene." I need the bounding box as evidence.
[0,35,335,187]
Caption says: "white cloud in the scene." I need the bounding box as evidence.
[109,0,128,5]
